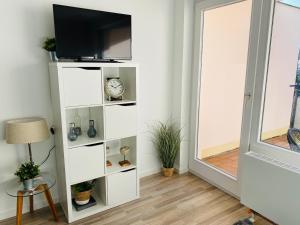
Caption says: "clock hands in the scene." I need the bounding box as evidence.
[110,84,122,88]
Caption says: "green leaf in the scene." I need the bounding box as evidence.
[72,180,95,193]
[151,121,182,168]
[43,37,56,51]
[15,162,40,182]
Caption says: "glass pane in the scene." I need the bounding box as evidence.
[260,1,300,153]
[197,0,252,177]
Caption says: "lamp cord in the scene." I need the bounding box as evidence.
[39,145,56,166]
[28,143,33,163]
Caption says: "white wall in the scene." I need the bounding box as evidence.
[197,1,251,153]
[0,0,174,219]
[171,0,194,173]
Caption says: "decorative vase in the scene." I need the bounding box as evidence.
[87,120,97,138]
[23,179,34,190]
[162,167,174,177]
[68,123,78,141]
[49,51,58,62]
[75,190,91,205]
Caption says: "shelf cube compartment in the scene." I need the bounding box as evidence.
[105,136,137,174]
[102,67,136,103]
[65,106,104,148]
[107,168,137,206]
[71,177,106,218]
[104,104,137,140]
[69,143,105,184]
[62,67,103,107]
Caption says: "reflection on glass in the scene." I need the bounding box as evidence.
[197,0,252,177]
[260,2,300,153]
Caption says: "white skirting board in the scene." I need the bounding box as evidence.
[241,152,300,225]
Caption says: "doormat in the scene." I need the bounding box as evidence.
[233,217,254,225]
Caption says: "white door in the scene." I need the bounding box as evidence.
[189,0,253,197]
[246,0,300,170]
[239,1,300,223]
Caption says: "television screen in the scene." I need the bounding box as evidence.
[53,4,132,60]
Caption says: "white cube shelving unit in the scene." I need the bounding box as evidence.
[49,62,139,223]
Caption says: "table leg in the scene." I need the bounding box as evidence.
[16,191,23,225]
[42,184,59,222]
[29,195,34,213]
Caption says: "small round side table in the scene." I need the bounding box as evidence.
[6,173,59,225]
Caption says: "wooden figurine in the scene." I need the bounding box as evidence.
[119,146,131,167]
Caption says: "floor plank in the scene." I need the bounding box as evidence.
[0,173,273,225]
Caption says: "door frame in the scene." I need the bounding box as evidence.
[188,0,255,198]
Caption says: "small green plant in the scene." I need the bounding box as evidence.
[73,180,95,193]
[152,122,182,168]
[15,162,40,182]
[43,38,56,51]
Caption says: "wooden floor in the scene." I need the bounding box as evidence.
[203,134,289,177]
[0,173,273,225]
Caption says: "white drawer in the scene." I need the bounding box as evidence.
[107,169,137,205]
[62,67,102,107]
[69,143,104,184]
[104,105,137,140]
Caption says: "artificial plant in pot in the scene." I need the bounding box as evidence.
[73,180,95,205]
[153,122,182,177]
[15,162,40,190]
[42,37,57,61]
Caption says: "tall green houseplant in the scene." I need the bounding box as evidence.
[153,122,182,177]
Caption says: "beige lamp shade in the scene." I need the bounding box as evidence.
[5,117,49,144]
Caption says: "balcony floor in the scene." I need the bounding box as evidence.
[202,134,289,177]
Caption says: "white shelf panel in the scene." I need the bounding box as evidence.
[106,154,136,175]
[68,134,104,148]
[104,100,136,106]
[65,104,103,110]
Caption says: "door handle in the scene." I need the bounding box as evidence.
[244,93,251,100]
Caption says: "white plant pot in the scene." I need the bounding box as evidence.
[49,51,58,62]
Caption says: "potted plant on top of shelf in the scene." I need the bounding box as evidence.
[42,37,57,62]
[73,180,95,205]
[15,162,40,190]
[152,121,182,177]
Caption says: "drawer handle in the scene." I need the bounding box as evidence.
[121,168,136,173]
[79,67,101,70]
[119,103,136,106]
[85,142,103,147]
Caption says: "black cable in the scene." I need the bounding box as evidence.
[39,145,56,166]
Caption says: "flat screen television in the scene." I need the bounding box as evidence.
[53,4,132,61]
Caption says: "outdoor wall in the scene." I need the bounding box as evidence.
[198,0,251,158]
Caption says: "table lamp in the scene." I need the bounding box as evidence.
[5,117,49,163]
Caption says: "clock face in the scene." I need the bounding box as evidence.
[104,78,125,98]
